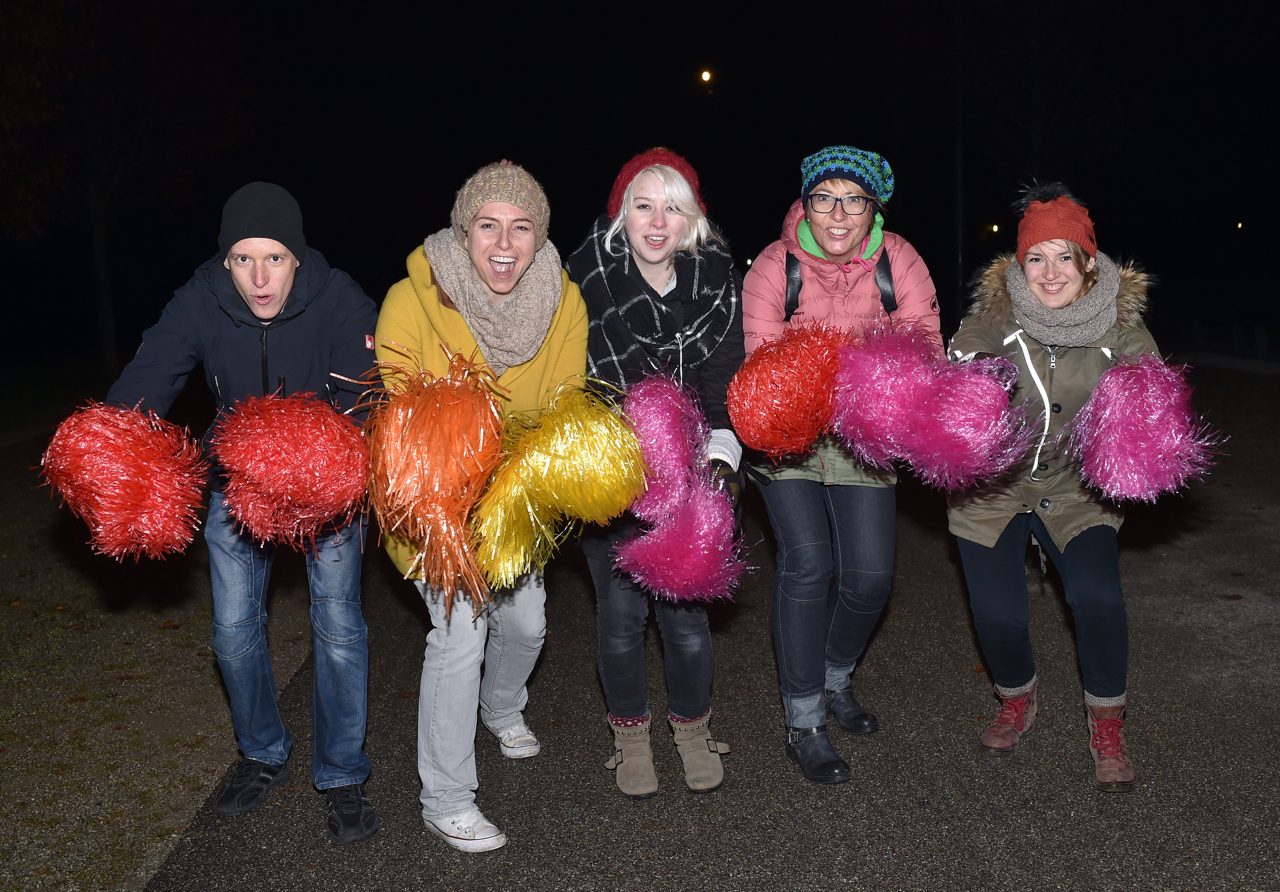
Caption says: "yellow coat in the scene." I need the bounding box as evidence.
[375,246,589,576]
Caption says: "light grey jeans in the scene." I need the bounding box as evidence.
[413,574,546,820]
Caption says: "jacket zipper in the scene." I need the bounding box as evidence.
[260,328,269,394]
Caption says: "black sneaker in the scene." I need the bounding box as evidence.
[213,758,291,816]
[325,783,380,845]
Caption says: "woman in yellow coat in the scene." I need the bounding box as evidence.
[376,162,587,853]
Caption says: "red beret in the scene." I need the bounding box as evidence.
[1017,196,1097,264]
[607,148,707,219]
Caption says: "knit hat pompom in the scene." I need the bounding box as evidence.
[451,161,550,249]
[800,146,895,204]
[219,182,307,263]
[608,148,706,219]
[1014,183,1096,264]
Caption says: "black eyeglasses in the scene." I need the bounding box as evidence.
[806,193,875,216]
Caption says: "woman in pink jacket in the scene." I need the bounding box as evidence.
[742,145,941,784]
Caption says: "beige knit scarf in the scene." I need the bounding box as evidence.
[422,229,563,375]
[1005,251,1120,348]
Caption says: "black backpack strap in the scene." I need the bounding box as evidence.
[783,251,802,321]
[874,247,897,314]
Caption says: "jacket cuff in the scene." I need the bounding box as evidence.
[706,428,742,471]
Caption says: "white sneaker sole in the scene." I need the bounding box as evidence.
[425,820,508,853]
[499,741,541,759]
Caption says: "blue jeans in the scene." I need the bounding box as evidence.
[956,513,1128,698]
[759,480,896,728]
[581,523,713,721]
[414,575,546,821]
[205,492,371,789]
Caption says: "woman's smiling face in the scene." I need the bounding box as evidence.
[1022,239,1096,309]
[804,178,875,264]
[465,202,537,304]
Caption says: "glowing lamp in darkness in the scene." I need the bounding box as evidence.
[701,71,711,82]
[1238,222,1243,229]
[992,224,999,233]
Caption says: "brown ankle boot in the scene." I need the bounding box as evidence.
[604,716,658,799]
[980,680,1037,754]
[669,712,731,794]
[1086,703,1135,792]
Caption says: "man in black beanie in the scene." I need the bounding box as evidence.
[107,182,381,845]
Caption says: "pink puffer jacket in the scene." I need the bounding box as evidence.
[743,200,942,356]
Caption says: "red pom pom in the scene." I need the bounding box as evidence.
[211,394,369,549]
[41,403,206,561]
[728,324,851,458]
[1065,354,1220,502]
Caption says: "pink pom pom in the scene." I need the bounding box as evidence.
[212,394,369,549]
[902,356,1034,491]
[622,376,708,522]
[830,324,939,468]
[41,403,207,561]
[1065,354,1220,502]
[615,474,745,602]
[727,324,850,458]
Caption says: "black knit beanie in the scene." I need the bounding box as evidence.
[218,182,307,263]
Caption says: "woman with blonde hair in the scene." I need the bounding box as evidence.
[566,149,743,799]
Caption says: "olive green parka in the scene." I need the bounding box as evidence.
[946,254,1158,551]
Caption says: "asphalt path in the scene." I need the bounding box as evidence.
[145,365,1278,891]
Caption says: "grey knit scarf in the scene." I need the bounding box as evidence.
[422,229,563,376]
[1005,251,1120,347]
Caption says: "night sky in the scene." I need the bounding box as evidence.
[1,0,1268,376]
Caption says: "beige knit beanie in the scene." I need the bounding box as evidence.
[450,161,550,249]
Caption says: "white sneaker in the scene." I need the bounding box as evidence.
[425,808,507,853]
[494,720,541,759]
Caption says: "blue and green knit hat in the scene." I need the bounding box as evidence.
[800,146,895,204]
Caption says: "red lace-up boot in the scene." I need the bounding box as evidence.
[1087,703,1135,792]
[980,680,1037,754]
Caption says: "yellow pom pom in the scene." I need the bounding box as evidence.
[472,383,647,587]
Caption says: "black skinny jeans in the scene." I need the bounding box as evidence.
[955,512,1128,698]
[580,521,713,721]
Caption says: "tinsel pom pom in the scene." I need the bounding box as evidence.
[830,324,940,469]
[623,376,708,520]
[902,356,1034,490]
[366,353,505,613]
[41,403,206,560]
[473,385,646,590]
[614,473,745,603]
[1064,353,1220,502]
[727,324,851,458]
[616,375,744,601]
[211,394,368,549]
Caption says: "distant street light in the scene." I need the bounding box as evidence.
[701,71,711,82]
[992,224,999,233]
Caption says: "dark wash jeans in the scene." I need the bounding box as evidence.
[956,512,1128,698]
[758,479,896,728]
[580,520,713,721]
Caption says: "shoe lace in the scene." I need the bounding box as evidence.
[993,694,1032,731]
[329,786,362,814]
[499,723,531,745]
[1090,717,1128,758]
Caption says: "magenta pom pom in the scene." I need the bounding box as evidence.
[618,374,743,601]
[903,356,1034,490]
[622,376,709,522]
[615,475,745,602]
[830,324,939,469]
[1064,353,1220,502]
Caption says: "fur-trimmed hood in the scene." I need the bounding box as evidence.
[968,253,1149,331]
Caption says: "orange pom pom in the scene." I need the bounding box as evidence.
[41,403,207,561]
[367,352,504,615]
